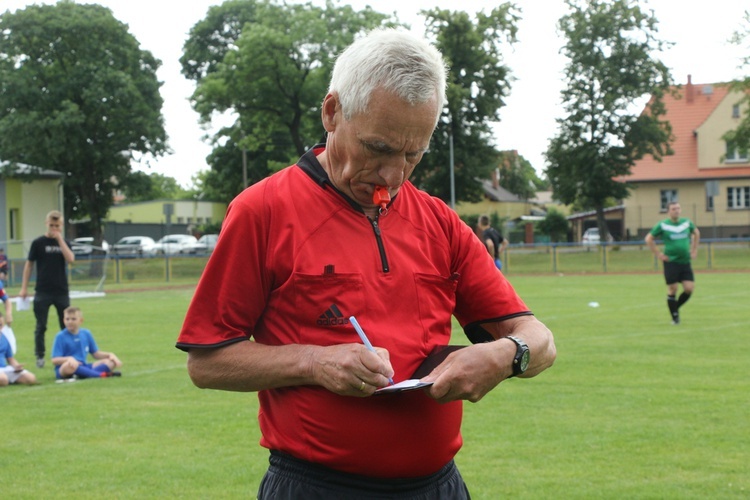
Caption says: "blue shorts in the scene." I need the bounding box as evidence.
[55,362,94,379]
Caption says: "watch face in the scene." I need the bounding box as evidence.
[520,349,530,372]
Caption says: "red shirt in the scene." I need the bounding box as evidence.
[177,147,530,477]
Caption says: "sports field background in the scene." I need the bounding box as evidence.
[1,271,748,498]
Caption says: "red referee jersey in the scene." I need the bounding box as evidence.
[177,146,530,478]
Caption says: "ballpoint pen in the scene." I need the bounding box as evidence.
[349,316,395,385]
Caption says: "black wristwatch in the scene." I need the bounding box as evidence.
[503,336,530,377]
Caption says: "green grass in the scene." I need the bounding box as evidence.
[1,273,748,498]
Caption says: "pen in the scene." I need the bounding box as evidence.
[349,315,394,385]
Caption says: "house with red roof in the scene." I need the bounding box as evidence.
[621,76,750,240]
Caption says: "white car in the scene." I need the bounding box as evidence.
[179,234,218,255]
[112,236,156,257]
[582,228,601,245]
[70,237,109,256]
[150,234,198,255]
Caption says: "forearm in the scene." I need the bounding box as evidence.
[59,239,75,264]
[187,340,320,392]
[20,261,32,290]
[645,234,660,257]
[482,315,556,378]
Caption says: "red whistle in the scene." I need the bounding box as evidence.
[373,186,391,212]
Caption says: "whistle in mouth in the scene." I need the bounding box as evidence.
[373,186,391,212]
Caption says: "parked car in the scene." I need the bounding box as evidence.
[150,234,197,255]
[179,234,218,255]
[70,237,109,256]
[582,228,601,245]
[112,236,156,257]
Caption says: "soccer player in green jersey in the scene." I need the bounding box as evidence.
[645,202,701,324]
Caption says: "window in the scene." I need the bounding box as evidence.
[727,186,750,209]
[725,141,748,162]
[9,209,19,240]
[706,193,714,212]
[660,189,677,211]
[732,104,741,118]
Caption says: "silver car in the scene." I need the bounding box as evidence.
[112,236,156,257]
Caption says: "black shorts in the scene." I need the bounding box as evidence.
[663,261,694,285]
[257,451,471,500]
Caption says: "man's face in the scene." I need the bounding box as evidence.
[668,203,681,220]
[63,311,83,333]
[321,87,438,213]
[46,218,63,237]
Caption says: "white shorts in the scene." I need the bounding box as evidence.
[1,365,27,384]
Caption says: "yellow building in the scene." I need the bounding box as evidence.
[622,77,750,239]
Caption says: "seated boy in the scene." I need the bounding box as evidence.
[0,312,37,386]
[51,306,122,380]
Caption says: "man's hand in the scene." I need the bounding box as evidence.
[309,343,394,397]
[421,342,514,404]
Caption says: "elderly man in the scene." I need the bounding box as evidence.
[177,28,556,499]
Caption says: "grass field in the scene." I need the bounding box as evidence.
[1,272,748,498]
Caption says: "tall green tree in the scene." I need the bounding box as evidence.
[497,150,547,200]
[181,0,392,202]
[545,0,673,240]
[726,10,750,151]
[0,2,167,243]
[416,6,520,203]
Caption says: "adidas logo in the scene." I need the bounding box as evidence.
[317,304,349,326]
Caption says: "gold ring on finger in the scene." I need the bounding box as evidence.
[358,380,366,392]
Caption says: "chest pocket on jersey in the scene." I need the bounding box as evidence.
[293,272,365,346]
[413,273,458,345]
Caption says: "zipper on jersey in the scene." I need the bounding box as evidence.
[369,215,390,273]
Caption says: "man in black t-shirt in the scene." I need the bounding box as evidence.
[477,215,507,270]
[19,210,75,368]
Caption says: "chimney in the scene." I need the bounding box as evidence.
[686,74,694,103]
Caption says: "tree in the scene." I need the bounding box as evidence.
[726,10,750,152]
[415,6,520,203]
[536,208,570,243]
[496,150,546,200]
[545,0,673,240]
[120,172,189,202]
[181,0,392,201]
[0,3,167,244]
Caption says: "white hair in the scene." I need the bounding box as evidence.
[328,28,447,125]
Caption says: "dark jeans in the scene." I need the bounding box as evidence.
[33,293,70,358]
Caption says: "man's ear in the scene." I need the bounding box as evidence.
[321,93,339,133]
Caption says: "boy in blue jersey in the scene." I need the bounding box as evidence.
[51,306,122,380]
[0,312,37,386]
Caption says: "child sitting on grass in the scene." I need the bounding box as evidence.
[51,306,122,381]
[0,312,37,386]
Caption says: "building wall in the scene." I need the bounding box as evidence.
[454,200,532,221]
[697,91,750,169]
[624,180,750,239]
[107,200,227,226]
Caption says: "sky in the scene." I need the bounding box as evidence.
[3,0,749,187]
